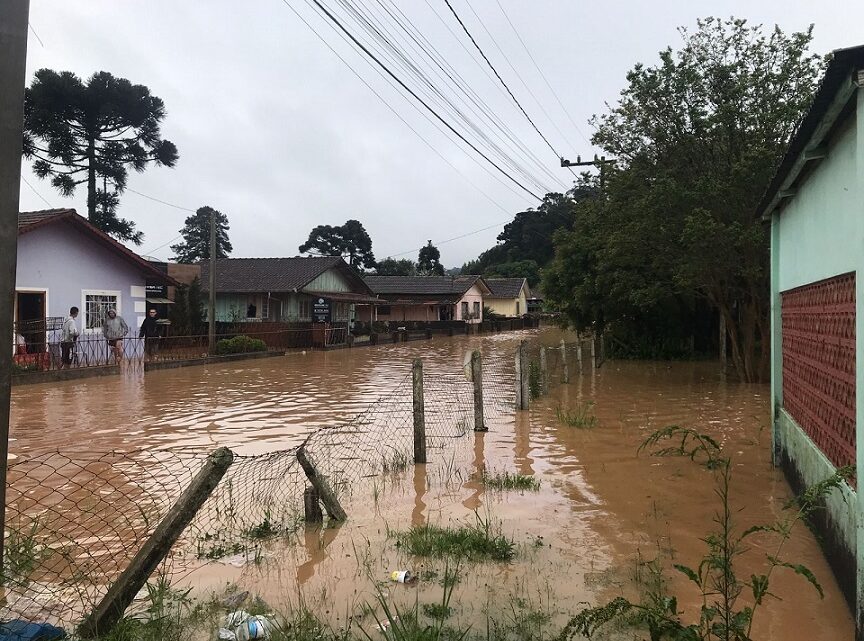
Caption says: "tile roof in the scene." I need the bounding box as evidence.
[485,278,527,299]
[364,275,485,296]
[201,256,373,294]
[18,208,175,285]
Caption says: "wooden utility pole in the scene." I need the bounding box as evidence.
[208,211,216,353]
[0,0,30,572]
[412,358,426,463]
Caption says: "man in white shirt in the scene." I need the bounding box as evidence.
[60,307,80,368]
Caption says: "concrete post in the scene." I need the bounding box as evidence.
[514,342,523,410]
[576,334,583,373]
[560,339,569,383]
[515,340,530,410]
[412,358,426,463]
[207,211,217,354]
[471,350,485,431]
[590,334,597,369]
[79,447,234,638]
[539,346,548,395]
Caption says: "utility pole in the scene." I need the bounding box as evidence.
[208,210,216,353]
[0,0,31,572]
[560,155,617,191]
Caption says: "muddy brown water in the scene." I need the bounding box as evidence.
[8,329,853,639]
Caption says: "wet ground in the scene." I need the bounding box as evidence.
[9,328,854,639]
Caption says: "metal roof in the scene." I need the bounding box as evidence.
[200,256,374,295]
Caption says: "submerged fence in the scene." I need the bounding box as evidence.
[1,334,596,635]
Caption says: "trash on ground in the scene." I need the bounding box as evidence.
[220,611,274,641]
[375,617,398,632]
[389,570,416,584]
[220,590,250,610]
[0,620,66,641]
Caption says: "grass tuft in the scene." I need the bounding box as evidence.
[398,513,515,562]
[481,470,540,492]
[556,402,598,429]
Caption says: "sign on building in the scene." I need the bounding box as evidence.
[312,297,331,323]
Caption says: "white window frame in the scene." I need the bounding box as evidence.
[82,289,121,333]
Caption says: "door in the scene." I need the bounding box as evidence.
[16,291,46,353]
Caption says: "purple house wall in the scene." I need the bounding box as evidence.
[15,210,173,363]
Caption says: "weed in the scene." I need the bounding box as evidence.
[421,603,453,620]
[399,512,515,562]
[96,573,192,641]
[555,403,597,429]
[3,516,52,585]
[481,470,540,492]
[382,451,410,475]
[558,425,854,641]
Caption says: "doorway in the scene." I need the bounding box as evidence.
[16,291,46,353]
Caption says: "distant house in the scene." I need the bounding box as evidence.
[757,45,863,618]
[199,257,377,322]
[484,278,529,318]
[363,275,491,324]
[15,208,174,355]
[526,288,544,314]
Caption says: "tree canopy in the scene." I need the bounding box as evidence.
[298,219,376,270]
[543,17,823,381]
[23,69,178,244]
[170,206,233,263]
[375,258,417,276]
[417,241,444,276]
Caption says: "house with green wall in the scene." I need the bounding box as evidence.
[757,45,864,635]
[200,256,377,322]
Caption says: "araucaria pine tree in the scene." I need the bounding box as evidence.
[170,207,233,262]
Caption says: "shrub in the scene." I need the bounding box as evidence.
[214,335,267,355]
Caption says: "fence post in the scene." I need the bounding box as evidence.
[515,340,529,410]
[78,447,234,639]
[413,358,426,463]
[471,350,485,432]
[576,334,583,373]
[590,334,597,369]
[297,443,346,522]
[303,486,323,523]
[600,333,605,367]
[539,346,548,395]
[560,339,569,383]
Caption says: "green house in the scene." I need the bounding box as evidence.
[757,45,864,630]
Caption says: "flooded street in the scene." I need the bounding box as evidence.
[9,329,853,639]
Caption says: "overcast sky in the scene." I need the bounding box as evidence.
[18,1,864,267]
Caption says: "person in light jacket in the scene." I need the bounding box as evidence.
[60,306,80,368]
[102,309,129,362]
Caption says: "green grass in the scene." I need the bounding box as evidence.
[421,603,453,620]
[556,402,598,429]
[398,513,515,562]
[3,517,52,585]
[481,470,540,492]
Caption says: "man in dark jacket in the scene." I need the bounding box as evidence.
[139,309,163,359]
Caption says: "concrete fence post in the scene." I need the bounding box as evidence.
[539,346,548,395]
[515,340,530,410]
[297,443,346,522]
[471,350,486,431]
[590,334,597,369]
[576,333,583,373]
[413,358,426,463]
[560,339,569,384]
[79,447,235,638]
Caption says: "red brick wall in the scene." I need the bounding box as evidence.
[781,272,856,471]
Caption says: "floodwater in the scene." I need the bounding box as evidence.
[8,329,854,639]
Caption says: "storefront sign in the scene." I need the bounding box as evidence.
[312,297,331,323]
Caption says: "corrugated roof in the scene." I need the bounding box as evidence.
[201,257,373,295]
[485,278,527,299]
[364,275,486,296]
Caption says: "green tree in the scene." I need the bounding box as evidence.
[170,206,233,262]
[299,219,375,270]
[375,258,417,276]
[23,69,179,244]
[417,240,444,276]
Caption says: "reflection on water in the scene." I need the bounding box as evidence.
[9,328,854,639]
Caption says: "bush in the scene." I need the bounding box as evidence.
[214,335,267,355]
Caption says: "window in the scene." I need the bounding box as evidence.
[461,302,469,319]
[298,299,311,319]
[261,297,269,320]
[378,305,391,316]
[84,292,119,330]
[473,301,480,318]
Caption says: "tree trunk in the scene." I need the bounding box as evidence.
[87,136,97,220]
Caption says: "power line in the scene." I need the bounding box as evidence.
[123,186,196,212]
[383,218,510,259]
[20,175,52,207]
[28,24,45,48]
[301,0,542,200]
[140,234,184,258]
[280,0,521,213]
[441,0,577,178]
[492,0,591,145]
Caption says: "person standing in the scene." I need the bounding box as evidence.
[139,308,163,359]
[60,306,80,368]
[102,309,129,362]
